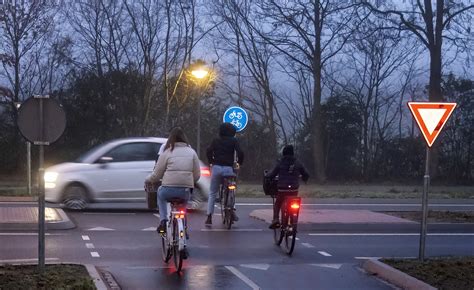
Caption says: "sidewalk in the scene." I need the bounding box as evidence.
[250,208,474,232]
[0,198,75,230]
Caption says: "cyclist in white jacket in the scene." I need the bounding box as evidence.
[145,127,200,233]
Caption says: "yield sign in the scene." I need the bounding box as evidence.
[408,102,456,147]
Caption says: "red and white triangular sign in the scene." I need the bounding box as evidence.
[408,102,456,147]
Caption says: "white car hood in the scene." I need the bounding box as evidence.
[45,162,91,173]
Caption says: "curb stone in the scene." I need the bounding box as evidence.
[97,267,121,290]
[362,259,437,290]
[85,264,108,290]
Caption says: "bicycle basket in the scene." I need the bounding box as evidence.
[263,172,278,196]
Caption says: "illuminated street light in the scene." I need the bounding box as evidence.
[191,68,209,79]
[190,66,210,157]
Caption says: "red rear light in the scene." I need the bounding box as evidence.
[228,184,236,190]
[201,167,211,177]
[290,203,300,210]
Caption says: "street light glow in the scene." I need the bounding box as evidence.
[191,68,209,79]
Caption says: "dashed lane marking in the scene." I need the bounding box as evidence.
[240,264,270,270]
[85,243,95,249]
[318,251,332,257]
[153,214,160,219]
[225,266,261,290]
[310,263,342,269]
[355,256,415,260]
[142,227,157,231]
[200,228,263,232]
[301,243,315,248]
[87,227,115,231]
[90,252,100,258]
[82,235,90,241]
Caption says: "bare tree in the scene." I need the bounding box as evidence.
[247,0,363,182]
[362,0,474,176]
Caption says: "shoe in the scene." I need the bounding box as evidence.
[157,220,167,234]
[181,247,189,260]
[205,214,212,225]
[269,219,280,229]
[231,210,239,222]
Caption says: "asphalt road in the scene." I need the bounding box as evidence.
[1,200,473,289]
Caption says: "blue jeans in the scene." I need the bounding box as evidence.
[207,165,235,215]
[158,186,190,221]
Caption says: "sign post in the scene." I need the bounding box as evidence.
[407,102,456,261]
[17,95,66,272]
[223,106,248,132]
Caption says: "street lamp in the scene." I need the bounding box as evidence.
[191,66,210,157]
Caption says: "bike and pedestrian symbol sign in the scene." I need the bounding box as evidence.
[223,106,248,132]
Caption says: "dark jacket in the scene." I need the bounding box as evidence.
[206,134,244,167]
[267,156,309,192]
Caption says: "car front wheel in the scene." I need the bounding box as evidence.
[63,185,88,210]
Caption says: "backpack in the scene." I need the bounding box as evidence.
[263,171,278,196]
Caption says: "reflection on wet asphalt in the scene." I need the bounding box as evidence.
[107,265,250,290]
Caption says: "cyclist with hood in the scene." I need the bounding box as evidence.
[266,145,309,229]
[205,122,244,225]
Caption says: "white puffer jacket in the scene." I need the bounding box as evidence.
[146,142,200,188]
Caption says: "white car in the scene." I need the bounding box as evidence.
[44,137,211,210]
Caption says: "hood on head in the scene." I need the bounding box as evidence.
[219,122,236,137]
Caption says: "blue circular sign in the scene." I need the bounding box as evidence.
[223,106,248,132]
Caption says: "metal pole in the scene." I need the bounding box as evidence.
[38,98,45,272]
[419,147,430,261]
[27,141,31,195]
[197,97,201,157]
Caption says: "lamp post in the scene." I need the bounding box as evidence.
[15,102,32,196]
[191,67,209,157]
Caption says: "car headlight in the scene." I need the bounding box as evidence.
[44,171,58,189]
[44,172,58,183]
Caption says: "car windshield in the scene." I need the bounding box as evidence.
[74,143,108,163]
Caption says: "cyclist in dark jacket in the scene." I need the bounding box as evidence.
[205,123,244,225]
[266,145,309,229]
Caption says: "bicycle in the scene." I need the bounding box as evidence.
[218,175,237,229]
[272,195,301,256]
[160,197,188,272]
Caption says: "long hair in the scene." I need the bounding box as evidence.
[164,127,189,152]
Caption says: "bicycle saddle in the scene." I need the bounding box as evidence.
[168,197,186,205]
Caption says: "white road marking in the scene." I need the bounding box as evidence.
[85,243,95,249]
[308,233,474,236]
[301,243,315,248]
[153,214,160,219]
[310,263,342,269]
[318,251,332,257]
[87,227,115,231]
[82,235,90,241]
[0,258,59,263]
[354,256,416,260]
[83,212,136,215]
[236,203,474,207]
[0,233,66,236]
[200,228,263,232]
[295,237,300,240]
[90,252,100,257]
[225,266,261,290]
[142,227,157,231]
[240,264,270,270]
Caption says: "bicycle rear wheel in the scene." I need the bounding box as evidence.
[273,208,285,245]
[224,189,234,230]
[172,219,183,272]
[161,234,171,262]
[284,216,297,255]
[219,188,226,224]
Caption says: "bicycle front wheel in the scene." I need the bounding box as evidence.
[161,233,171,262]
[172,219,183,272]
